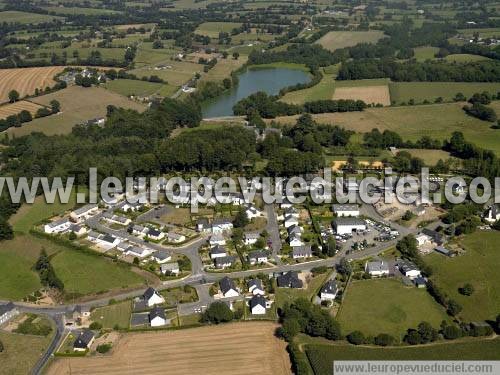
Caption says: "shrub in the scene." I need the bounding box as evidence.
[89,322,102,330]
[96,343,112,354]
[347,331,365,345]
[374,333,395,346]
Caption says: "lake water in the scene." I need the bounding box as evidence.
[201,66,311,118]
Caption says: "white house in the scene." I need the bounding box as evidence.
[210,245,227,259]
[416,233,432,247]
[88,232,120,251]
[167,232,186,243]
[70,204,99,222]
[332,204,360,217]
[69,224,88,237]
[220,277,239,298]
[248,250,268,265]
[149,306,167,327]
[209,233,226,247]
[280,199,293,210]
[485,205,500,223]
[132,225,149,237]
[245,205,261,220]
[320,280,338,301]
[143,287,165,307]
[244,232,260,246]
[152,250,172,264]
[121,201,144,212]
[284,214,299,228]
[247,279,265,296]
[102,213,131,226]
[397,259,421,279]
[160,262,180,275]
[212,218,233,233]
[214,256,236,269]
[126,246,152,258]
[249,295,267,315]
[44,218,72,234]
[292,245,313,259]
[333,218,366,235]
[365,260,390,277]
[197,218,211,232]
[0,303,18,325]
[147,228,165,241]
[289,233,304,247]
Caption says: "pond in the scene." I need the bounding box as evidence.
[201,66,311,118]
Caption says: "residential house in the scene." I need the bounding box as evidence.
[244,232,260,246]
[397,259,421,279]
[422,228,445,246]
[132,225,149,237]
[231,193,245,206]
[280,199,293,210]
[88,232,120,250]
[70,204,99,222]
[332,204,360,217]
[249,295,267,315]
[64,305,90,327]
[126,246,152,258]
[73,330,95,351]
[116,241,131,253]
[102,213,131,226]
[69,224,88,237]
[147,228,165,241]
[277,271,303,288]
[292,245,312,259]
[413,276,427,288]
[416,233,432,247]
[245,205,261,220]
[44,218,72,234]
[143,287,165,307]
[210,245,227,259]
[365,260,390,277]
[284,214,299,228]
[160,262,180,276]
[197,218,211,232]
[121,201,144,212]
[320,280,338,301]
[209,233,226,247]
[248,250,268,265]
[289,233,304,247]
[152,250,172,264]
[149,306,167,327]
[333,218,366,235]
[214,255,236,269]
[212,218,233,233]
[485,204,500,223]
[220,277,239,297]
[247,279,265,296]
[0,302,18,325]
[167,232,186,243]
[287,224,304,238]
[435,246,456,257]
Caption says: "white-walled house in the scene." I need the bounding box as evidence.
[320,280,338,301]
[149,306,167,327]
[365,260,390,277]
[416,233,432,247]
[245,205,261,220]
[397,259,421,279]
[70,204,99,222]
[220,277,239,298]
[143,287,165,307]
[210,245,227,259]
[289,233,304,247]
[244,232,260,246]
[247,279,265,296]
[284,214,299,228]
[485,205,500,223]
[249,295,267,315]
[73,330,95,352]
[212,218,233,233]
[160,262,180,275]
[44,218,72,234]
[126,246,152,258]
[166,232,186,243]
[209,233,226,247]
[147,228,165,241]
[152,250,172,264]
[292,245,312,259]
[248,250,268,265]
[332,204,360,217]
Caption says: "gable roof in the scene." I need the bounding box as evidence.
[153,250,171,261]
[215,256,236,267]
[366,260,389,273]
[73,330,94,349]
[143,287,159,300]
[149,306,166,321]
[248,249,268,260]
[333,217,365,226]
[210,244,227,255]
[250,295,266,310]
[247,278,263,291]
[321,280,338,295]
[332,204,359,212]
[0,302,15,316]
[220,276,236,294]
[292,245,312,256]
[277,271,303,288]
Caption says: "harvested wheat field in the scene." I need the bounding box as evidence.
[333,85,391,106]
[0,100,44,119]
[48,322,291,375]
[0,67,65,103]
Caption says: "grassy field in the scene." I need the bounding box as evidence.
[51,250,145,296]
[104,79,165,97]
[281,66,338,104]
[0,66,65,103]
[425,230,500,321]
[130,60,200,87]
[6,85,146,136]
[398,149,452,165]
[389,82,500,104]
[48,322,291,375]
[333,85,391,106]
[0,329,54,375]
[195,22,242,38]
[413,46,439,61]
[305,337,500,373]
[275,272,330,309]
[316,30,385,51]
[90,301,132,329]
[444,54,491,63]
[200,56,248,82]
[337,278,449,337]
[41,6,122,15]
[0,10,62,24]
[272,103,500,154]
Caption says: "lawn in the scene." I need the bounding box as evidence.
[0,329,54,375]
[7,85,146,136]
[413,46,439,61]
[160,286,198,306]
[424,230,500,321]
[272,102,500,155]
[51,250,145,297]
[0,10,62,24]
[90,300,132,329]
[130,60,200,87]
[337,278,449,338]
[275,272,330,309]
[389,82,500,104]
[281,66,338,104]
[104,79,165,97]
[200,56,248,82]
[41,6,122,15]
[304,337,500,374]
[398,149,452,165]
[0,248,41,300]
[316,31,385,51]
[195,22,243,38]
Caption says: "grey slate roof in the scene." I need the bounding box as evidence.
[333,217,365,226]
[366,260,390,273]
[219,276,236,295]
[332,204,359,212]
[249,295,266,310]
[277,271,303,288]
[215,256,236,268]
[73,330,94,349]
[143,287,158,300]
[321,280,338,295]
[149,306,166,321]
[0,302,15,316]
[247,278,263,291]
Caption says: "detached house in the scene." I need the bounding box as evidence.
[320,280,338,301]
[167,232,185,243]
[365,260,390,277]
[249,295,268,315]
[485,204,500,223]
[289,233,304,247]
[397,259,421,279]
[215,255,236,269]
[160,262,180,276]
[210,245,227,259]
[248,250,268,265]
[73,330,95,352]
[132,225,149,237]
[244,232,260,246]
[196,218,210,232]
[284,214,299,228]
[209,233,226,247]
[147,228,165,241]
[212,218,233,233]
[126,246,152,258]
[152,250,172,264]
[44,218,72,234]
[220,277,239,298]
[143,287,165,307]
[292,245,312,259]
[149,306,167,327]
[277,271,303,288]
[247,279,265,296]
[70,204,99,222]
[245,205,261,220]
